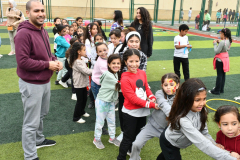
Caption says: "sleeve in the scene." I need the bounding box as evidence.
[6,8,16,18]
[139,52,147,71]
[144,72,155,100]
[201,123,216,144]
[147,23,153,57]
[101,73,118,90]
[99,63,108,75]
[75,61,92,76]
[180,119,236,160]
[121,77,156,109]
[214,41,224,54]
[174,36,179,46]
[15,32,49,71]
[85,40,92,59]
[60,38,70,48]
[155,90,171,116]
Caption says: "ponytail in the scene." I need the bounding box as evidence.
[221,28,232,43]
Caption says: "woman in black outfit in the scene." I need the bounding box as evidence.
[130,7,153,58]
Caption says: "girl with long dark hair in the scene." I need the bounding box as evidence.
[209,28,232,95]
[130,7,153,58]
[157,78,236,160]
[109,10,124,41]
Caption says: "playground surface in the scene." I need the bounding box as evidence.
[0,25,240,160]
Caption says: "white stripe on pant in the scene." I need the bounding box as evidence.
[94,98,116,140]
[19,78,50,160]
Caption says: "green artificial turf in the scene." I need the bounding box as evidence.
[1,25,240,160]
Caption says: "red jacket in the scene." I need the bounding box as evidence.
[216,130,240,154]
[121,69,156,110]
[213,52,230,72]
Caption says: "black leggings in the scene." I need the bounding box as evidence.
[157,129,181,160]
[118,92,124,131]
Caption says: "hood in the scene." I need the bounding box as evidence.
[17,20,43,32]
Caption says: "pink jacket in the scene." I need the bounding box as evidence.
[213,52,229,72]
[92,57,108,85]
[63,34,71,44]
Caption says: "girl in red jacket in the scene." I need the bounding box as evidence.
[117,49,159,160]
[214,105,240,159]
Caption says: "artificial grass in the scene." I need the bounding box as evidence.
[0,111,224,160]
[146,57,240,82]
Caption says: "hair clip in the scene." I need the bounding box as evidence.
[95,42,99,44]
[198,87,205,91]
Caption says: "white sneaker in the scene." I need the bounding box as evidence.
[115,107,118,111]
[83,113,90,117]
[0,54,3,58]
[59,80,68,88]
[76,118,85,123]
[67,79,71,84]
[71,93,77,100]
[117,131,123,142]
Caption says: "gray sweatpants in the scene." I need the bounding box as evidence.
[19,78,51,160]
[130,123,163,160]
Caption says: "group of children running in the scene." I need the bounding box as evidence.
[52,16,240,160]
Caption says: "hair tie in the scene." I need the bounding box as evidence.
[117,81,121,83]
[95,42,99,44]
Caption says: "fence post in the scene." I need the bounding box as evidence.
[199,0,206,31]
[171,0,177,26]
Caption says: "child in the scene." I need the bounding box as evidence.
[91,42,108,99]
[130,73,180,160]
[94,20,107,41]
[91,34,104,69]
[117,31,147,142]
[180,9,184,23]
[84,23,101,59]
[187,7,192,23]
[88,34,104,109]
[120,27,136,43]
[173,24,192,81]
[69,26,74,38]
[63,25,71,44]
[69,42,92,124]
[108,29,122,56]
[53,17,61,35]
[55,25,71,85]
[157,78,237,160]
[209,28,232,95]
[93,54,121,149]
[117,49,158,160]
[59,38,78,100]
[74,26,84,37]
[76,17,83,27]
[109,10,124,42]
[62,19,68,26]
[214,105,240,158]
[72,22,78,33]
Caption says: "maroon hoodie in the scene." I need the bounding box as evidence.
[15,21,57,84]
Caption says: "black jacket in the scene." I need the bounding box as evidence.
[130,22,153,57]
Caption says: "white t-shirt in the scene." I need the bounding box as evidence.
[188,10,192,17]
[174,35,189,58]
[107,43,123,57]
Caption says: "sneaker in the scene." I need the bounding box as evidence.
[102,128,109,135]
[0,54,3,58]
[93,138,105,149]
[36,139,56,149]
[8,51,15,56]
[127,151,131,156]
[88,101,95,109]
[76,118,85,123]
[33,158,39,160]
[117,131,123,142]
[59,80,68,88]
[115,107,118,111]
[55,80,59,85]
[71,93,77,100]
[208,89,220,95]
[67,79,71,84]
[109,138,120,147]
[83,113,90,117]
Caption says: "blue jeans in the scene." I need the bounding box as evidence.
[91,80,101,100]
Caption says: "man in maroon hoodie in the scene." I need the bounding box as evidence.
[14,1,62,160]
